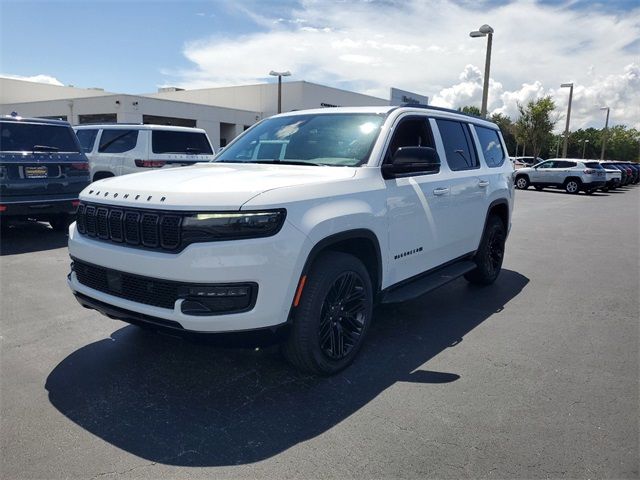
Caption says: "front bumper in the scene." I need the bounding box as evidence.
[67,220,309,332]
[72,291,288,345]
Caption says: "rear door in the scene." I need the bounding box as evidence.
[433,118,486,256]
[0,120,89,201]
[97,128,141,176]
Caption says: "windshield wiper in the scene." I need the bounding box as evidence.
[251,160,323,166]
[32,145,59,152]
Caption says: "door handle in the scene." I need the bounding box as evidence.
[433,187,449,196]
[478,180,490,188]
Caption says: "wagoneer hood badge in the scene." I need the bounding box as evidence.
[79,162,356,210]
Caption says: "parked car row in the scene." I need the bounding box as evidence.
[0,116,216,230]
[514,158,639,194]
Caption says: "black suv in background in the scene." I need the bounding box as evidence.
[0,116,90,230]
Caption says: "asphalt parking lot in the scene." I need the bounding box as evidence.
[1,186,638,480]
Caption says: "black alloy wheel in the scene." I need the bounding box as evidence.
[282,251,373,375]
[318,271,367,360]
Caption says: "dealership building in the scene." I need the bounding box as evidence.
[0,77,426,149]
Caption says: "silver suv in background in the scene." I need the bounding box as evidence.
[74,124,216,182]
[515,159,606,194]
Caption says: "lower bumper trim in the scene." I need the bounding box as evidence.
[73,291,288,346]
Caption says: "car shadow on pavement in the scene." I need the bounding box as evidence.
[45,269,528,467]
[0,220,68,255]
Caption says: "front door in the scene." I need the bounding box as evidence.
[384,115,455,286]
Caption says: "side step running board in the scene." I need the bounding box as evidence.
[380,260,477,304]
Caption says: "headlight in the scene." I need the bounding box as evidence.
[181,209,286,243]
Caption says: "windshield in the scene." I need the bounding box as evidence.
[216,113,385,167]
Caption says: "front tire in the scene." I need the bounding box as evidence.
[465,215,506,286]
[515,176,529,190]
[282,252,373,375]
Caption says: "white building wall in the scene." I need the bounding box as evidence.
[147,81,389,117]
[0,94,260,149]
[0,77,112,104]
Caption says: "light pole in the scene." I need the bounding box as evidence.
[582,139,589,159]
[556,136,561,158]
[560,83,574,158]
[269,70,291,114]
[600,106,610,160]
[469,24,494,117]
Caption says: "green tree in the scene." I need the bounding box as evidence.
[605,125,640,161]
[489,112,517,155]
[459,105,481,116]
[557,125,639,161]
[514,97,557,158]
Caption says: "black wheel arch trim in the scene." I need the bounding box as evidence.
[300,229,383,293]
[286,229,383,323]
[483,198,510,234]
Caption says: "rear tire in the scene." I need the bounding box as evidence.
[465,215,506,286]
[49,214,71,232]
[282,251,373,375]
[515,176,529,190]
[564,179,580,194]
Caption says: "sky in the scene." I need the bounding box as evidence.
[1,0,639,131]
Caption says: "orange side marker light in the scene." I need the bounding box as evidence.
[293,275,307,307]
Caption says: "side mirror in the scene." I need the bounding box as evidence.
[382,146,440,179]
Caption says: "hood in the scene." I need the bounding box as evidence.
[79,162,357,210]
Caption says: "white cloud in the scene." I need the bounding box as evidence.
[0,73,64,86]
[166,0,640,129]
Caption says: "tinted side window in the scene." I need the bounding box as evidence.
[584,162,604,169]
[75,129,98,153]
[152,131,213,154]
[436,119,478,171]
[0,122,79,152]
[538,161,554,168]
[98,130,139,153]
[475,126,505,167]
[386,117,434,162]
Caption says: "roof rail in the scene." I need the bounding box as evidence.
[398,103,487,120]
[75,122,144,126]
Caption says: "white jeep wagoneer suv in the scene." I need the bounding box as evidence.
[74,124,216,182]
[67,106,514,375]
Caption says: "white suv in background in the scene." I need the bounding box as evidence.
[515,158,606,194]
[67,106,514,375]
[74,124,216,182]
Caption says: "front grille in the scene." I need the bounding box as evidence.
[73,259,180,309]
[76,202,182,251]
